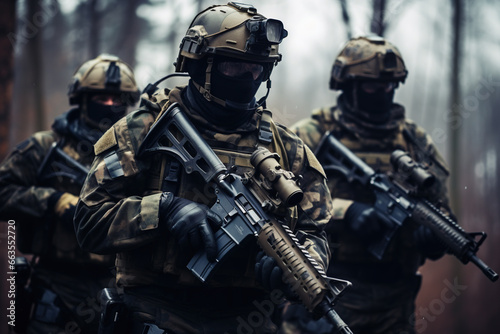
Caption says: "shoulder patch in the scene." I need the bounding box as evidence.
[94,127,118,156]
[305,145,326,178]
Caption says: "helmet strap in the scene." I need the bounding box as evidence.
[192,56,227,107]
[204,56,213,100]
[256,79,271,109]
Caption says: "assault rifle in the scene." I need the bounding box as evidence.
[37,142,89,187]
[315,132,498,282]
[138,104,353,333]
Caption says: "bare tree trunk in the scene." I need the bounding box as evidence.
[113,0,146,68]
[339,0,352,40]
[42,1,68,123]
[449,0,462,222]
[450,1,464,333]
[197,0,205,14]
[371,0,386,36]
[0,4,16,333]
[0,0,16,160]
[89,0,100,57]
[27,0,45,131]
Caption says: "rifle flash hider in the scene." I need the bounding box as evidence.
[250,147,303,207]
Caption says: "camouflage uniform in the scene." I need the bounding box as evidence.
[287,97,451,334]
[74,86,332,334]
[277,35,452,334]
[0,108,116,334]
[0,54,139,334]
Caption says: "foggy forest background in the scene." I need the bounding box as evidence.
[1,0,499,333]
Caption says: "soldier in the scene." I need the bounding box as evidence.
[0,54,140,333]
[286,36,452,334]
[74,3,332,334]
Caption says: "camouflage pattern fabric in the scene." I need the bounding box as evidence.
[75,86,333,332]
[286,96,451,334]
[0,110,116,334]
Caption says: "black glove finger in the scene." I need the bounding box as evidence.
[198,218,217,262]
[269,265,283,291]
[261,256,278,291]
[255,250,266,264]
[206,209,223,230]
[255,259,263,282]
[169,217,186,236]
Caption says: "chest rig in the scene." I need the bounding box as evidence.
[315,107,423,270]
[148,109,291,202]
[142,106,299,285]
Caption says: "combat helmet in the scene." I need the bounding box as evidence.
[329,36,408,90]
[175,2,288,106]
[68,54,140,106]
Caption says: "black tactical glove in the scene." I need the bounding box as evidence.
[255,251,283,291]
[344,201,386,239]
[413,225,447,260]
[160,192,222,262]
[255,251,299,301]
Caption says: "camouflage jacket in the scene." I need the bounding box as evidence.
[292,100,451,279]
[75,86,333,290]
[0,109,114,268]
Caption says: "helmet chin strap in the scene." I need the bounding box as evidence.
[193,56,227,107]
[255,79,271,109]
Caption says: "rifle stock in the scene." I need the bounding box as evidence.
[37,142,90,187]
[138,104,353,332]
[315,132,498,282]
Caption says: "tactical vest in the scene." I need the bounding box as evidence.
[117,101,299,288]
[23,131,115,268]
[313,107,427,275]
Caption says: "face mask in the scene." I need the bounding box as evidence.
[356,82,395,114]
[211,61,264,106]
[86,99,126,130]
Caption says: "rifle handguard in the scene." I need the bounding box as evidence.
[140,105,354,330]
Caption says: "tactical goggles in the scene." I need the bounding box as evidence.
[90,94,127,106]
[360,81,397,93]
[217,61,264,80]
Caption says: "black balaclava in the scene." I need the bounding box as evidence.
[210,58,264,108]
[343,81,395,124]
[184,80,256,129]
[83,95,127,131]
[184,57,266,128]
